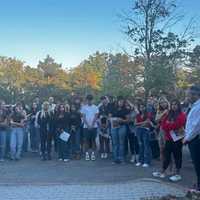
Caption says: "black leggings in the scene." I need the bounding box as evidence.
[40,130,53,156]
[188,136,200,188]
[163,140,183,171]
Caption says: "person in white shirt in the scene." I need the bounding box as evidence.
[183,85,200,191]
[80,95,99,161]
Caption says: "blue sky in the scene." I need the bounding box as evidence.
[0,0,199,68]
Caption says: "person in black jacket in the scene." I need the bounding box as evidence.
[69,104,82,160]
[55,104,70,162]
[36,101,53,161]
[29,102,40,153]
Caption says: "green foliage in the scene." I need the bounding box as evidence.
[123,0,194,97]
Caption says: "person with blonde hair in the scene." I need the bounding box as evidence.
[155,97,170,161]
[36,101,53,161]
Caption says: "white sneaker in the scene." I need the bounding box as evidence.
[169,175,182,182]
[104,153,108,159]
[142,163,149,168]
[153,172,162,177]
[58,158,63,161]
[160,173,166,178]
[85,152,90,161]
[101,153,104,159]
[136,162,142,167]
[63,159,70,162]
[153,171,166,178]
[91,152,96,161]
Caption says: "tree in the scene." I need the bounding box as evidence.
[0,56,26,103]
[68,52,106,95]
[38,55,62,79]
[122,0,194,97]
[103,53,143,96]
[188,45,200,84]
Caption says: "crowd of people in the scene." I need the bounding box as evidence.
[0,85,200,191]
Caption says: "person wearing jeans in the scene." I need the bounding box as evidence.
[10,128,24,160]
[111,125,126,163]
[10,103,25,160]
[110,96,130,164]
[135,103,153,168]
[136,127,151,166]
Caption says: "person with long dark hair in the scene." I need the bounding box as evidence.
[98,96,111,159]
[153,99,186,182]
[69,104,82,160]
[135,103,153,167]
[110,96,130,164]
[55,104,70,162]
[10,103,25,160]
[124,100,139,163]
[29,102,40,153]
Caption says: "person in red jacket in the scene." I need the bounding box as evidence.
[153,99,186,182]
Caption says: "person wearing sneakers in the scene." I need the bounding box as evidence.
[10,103,26,161]
[110,96,130,164]
[81,95,99,161]
[135,103,153,168]
[98,96,111,159]
[98,117,110,159]
[153,99,186,182]
[69,104,82,160]
[183,85,200,191]
[55,104,70,162]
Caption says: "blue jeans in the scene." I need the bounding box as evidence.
[0,130,6,159]
[10,128,24,159]
[71,128,81,155]
[111,125,126,162]
[136,127,152,164]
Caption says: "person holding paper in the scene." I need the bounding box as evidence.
[55,104,70,162]
[153,99,186,182]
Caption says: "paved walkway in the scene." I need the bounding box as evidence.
[0,179,185,200]
[0,151,194,200]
